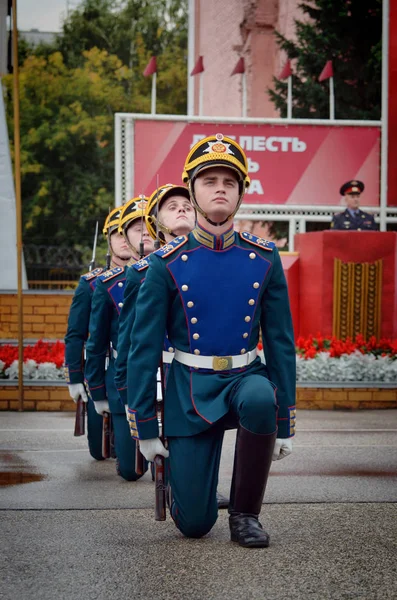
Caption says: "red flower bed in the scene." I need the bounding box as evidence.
[0,340,65,369]
[295,334,397,360]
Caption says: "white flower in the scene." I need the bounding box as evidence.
[297,351,397,382]
[33,362,64,380]
[5,359,38,379]
[4,359,63,380]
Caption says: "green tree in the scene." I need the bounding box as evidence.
[4,49,136,249]
[5,0,188,254]
[268,0,382,120]
[35,0,188,112]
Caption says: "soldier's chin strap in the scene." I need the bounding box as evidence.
[122,235,140,261]
[109,235,137,266]
[111,251,135,266]
[148,215,180,242]
[187,181,244,227]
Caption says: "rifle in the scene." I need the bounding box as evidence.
[154,175,161,251]
[135,441,145,476]
[154,360,166,521]
[73,395,86,436]
[102,411,112,459]
[88,221,99,272]
[134,193,149,476]
[74,221,99,436]
[105,207,111,269]
[152,174,166,520]
[110,423,116,458]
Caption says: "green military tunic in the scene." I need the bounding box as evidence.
[114,265,145,405]
[64,267,104,460]
[85,265,147,481]
[115,258,173,405]
[127,227,296,440]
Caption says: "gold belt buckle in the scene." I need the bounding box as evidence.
[212,356,233,371]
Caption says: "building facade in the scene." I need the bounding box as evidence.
[188,0,302,118]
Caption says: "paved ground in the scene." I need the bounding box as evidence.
[1,409,396,600]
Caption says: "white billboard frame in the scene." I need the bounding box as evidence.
[114,113,396,250]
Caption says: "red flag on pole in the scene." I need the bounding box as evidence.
[319,60,333,82]
[191,56,204,76]
[279,60,292,80]
[231,57,245,76]
[143,56,157,77]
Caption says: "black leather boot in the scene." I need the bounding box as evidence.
[229,425,277,548]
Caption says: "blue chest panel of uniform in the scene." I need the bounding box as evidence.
[107,278,126,315]
[167,245,272,356]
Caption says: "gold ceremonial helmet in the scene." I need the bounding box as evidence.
[146,184,191,242]
[118,196,149,234]
[103,206,122,237]
[181,133,250,226]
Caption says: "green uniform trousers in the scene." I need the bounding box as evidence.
[107,360,148,481]
[168,374,277,538]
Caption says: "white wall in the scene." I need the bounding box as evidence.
[0,81,27,290]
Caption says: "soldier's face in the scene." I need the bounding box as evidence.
[110,231,133,260]
[346,193,360,210]
[194,167,240,223]
[125,220,154,256]
[159,195,196,236]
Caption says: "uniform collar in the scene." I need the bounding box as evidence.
[192,223,235,250]
[346,208,360,217]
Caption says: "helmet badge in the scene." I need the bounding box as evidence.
[204,140,234,155]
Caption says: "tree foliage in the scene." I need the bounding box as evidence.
[268,0,382,120]
[5,0,187,251]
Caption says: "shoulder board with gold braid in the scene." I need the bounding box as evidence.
[239,231,275,252]
[133,258,150,272]
[98,266,124,282]
[154,235,188,259]
[81,267,104,281]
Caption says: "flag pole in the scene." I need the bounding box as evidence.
[329,76,335,120]
[379,0,389,232]
[12,0,24,411]
[198,73,203,116]
[242,72,247,118]
[287,75,292,119]
[278,60,293,119]
[151,71,157,115]
[190,56,205,116]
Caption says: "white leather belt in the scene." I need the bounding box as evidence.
[174,348,257,371]
[112,348,174,364]
[162,351,174,364]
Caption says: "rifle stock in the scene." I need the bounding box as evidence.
[74,397,86,437]
[102,411,112,459]
[110,421,116,459]
[154,454,166,521]
[135,442,145,476]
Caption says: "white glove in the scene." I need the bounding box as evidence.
[138,438,169,462]
[125,405,129,418]
[68,383,88,403]
[272,438,293,461]
[93,400,110,415]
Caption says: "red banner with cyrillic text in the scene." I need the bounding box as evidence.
[132,120,381,206]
